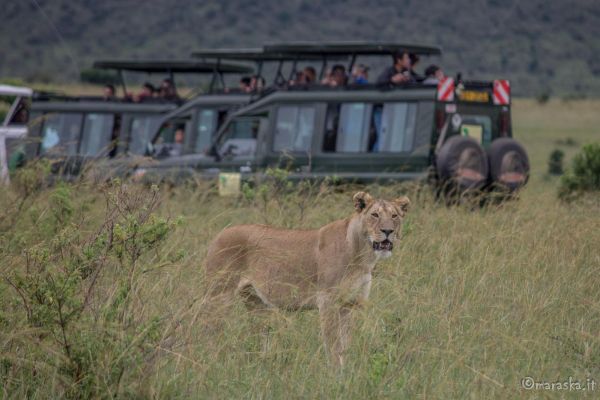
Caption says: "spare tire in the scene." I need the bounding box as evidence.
[436,135,489,190]
[487,138,529,192]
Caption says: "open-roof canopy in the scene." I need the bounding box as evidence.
[191,48,347,61]
[264,41,442,56]
[93,59,254,74]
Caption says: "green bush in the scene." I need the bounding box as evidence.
[558,143,600,200]
[548,149,564,175]
[1,179,180,398]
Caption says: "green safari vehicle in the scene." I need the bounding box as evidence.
[136,42,529,195]
[24,59,254,179]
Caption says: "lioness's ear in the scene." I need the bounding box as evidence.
[394,196,410,216]
[353,191,373,212]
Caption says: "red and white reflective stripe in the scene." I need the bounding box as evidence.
[493,80,510,105]
[437,77,455,102]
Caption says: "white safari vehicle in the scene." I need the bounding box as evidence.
[0,84,32,184]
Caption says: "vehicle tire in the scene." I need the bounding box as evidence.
[436,135,489,191]
[487,138,529,192]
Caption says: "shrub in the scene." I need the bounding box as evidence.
[548,149,565,175]
[558,143,600,200]
[1,181,180,398]
[536,92,550,104]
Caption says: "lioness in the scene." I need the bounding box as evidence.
[204,191,410,366]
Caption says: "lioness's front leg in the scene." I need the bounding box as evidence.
[317,293,353,367]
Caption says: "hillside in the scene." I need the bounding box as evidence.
[1,0,599,96]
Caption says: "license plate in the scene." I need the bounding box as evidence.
[459,91,490,103]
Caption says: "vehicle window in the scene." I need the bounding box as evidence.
[218,118,263,158]
[80,114,114,156]
[40,113,83,155]
[128,115,162,155]
[336,103,372,152]
[153,122,186,158]
[459,115,492,145]
[379,102,418,153]
[195,109,217,153]
[273,106,315,152]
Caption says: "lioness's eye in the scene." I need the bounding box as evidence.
[371,212,379,218]
[392,214,398,219]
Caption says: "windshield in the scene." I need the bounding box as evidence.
[217,117,265,159]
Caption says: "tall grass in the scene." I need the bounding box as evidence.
[1,100,599,398]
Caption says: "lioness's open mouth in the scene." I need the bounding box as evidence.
[373,240,393,251]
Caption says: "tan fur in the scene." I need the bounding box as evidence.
[204,191,410,366]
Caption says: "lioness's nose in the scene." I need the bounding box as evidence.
[381,229,394,237]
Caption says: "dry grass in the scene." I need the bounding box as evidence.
[1,99,599,399]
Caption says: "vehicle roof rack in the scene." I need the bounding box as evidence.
[191,48,346,61]
[191,48,350,87]
[92,59,253,74]
[264,41,442,56]
[92,59,254,96]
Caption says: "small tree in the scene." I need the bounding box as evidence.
[558,143,600,200]
[548,149,565,175]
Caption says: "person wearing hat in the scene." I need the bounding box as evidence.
[352,64,370,84]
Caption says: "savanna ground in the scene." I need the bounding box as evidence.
[1,99,599,399]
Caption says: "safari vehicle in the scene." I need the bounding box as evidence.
[24,60,254,178]
[133,49,350,180]
[140,42,529,194]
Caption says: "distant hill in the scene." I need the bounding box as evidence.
[2,0,599,96]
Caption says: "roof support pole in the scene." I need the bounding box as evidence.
[348,53,357,75]
[288,57,298,81]
[118,70,127,98]
[275,60,285,86]
[257,60,263,78]
[319,56,328,80]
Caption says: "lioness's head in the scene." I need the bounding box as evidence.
[353,191,410,258]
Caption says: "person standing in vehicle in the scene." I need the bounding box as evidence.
[377,51,414,85]
[239,76,252,93]
[322,65,347,87]
[160,79,179,101]
[136,82,155,102]
[423,65,445,84]
[303,66,317,84]
[103,84,116,100]
[250,75,266,91]
[351,64,369,84]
